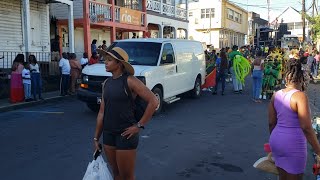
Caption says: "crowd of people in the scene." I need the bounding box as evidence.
[205,45,320,103]
[8,39,109,103]
[10,54,43,103]
[206,44,320,179]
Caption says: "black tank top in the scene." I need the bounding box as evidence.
[103,75,136,133]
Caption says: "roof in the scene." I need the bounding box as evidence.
[271,6,301,24]
[225,0,248,13]
[115,38,200,43]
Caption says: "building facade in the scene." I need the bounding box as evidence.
[51,0,188,57]
[0,0,74,73]
[248,12,268,45]
[146,0,188,39]
[270,7,310,43]
[51,0,148,57]
[188,0,248,49]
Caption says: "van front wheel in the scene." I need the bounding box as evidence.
[191,78,201,98]
[152,87,163,115]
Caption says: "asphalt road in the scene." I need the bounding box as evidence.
[0,81,317,180]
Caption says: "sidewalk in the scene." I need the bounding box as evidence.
[0,91,74,113]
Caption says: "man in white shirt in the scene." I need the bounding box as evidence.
[59,52,71,96]
[80,52,89,69]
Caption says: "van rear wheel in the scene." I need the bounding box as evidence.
[191,77,201,98]
[152,87,163,115]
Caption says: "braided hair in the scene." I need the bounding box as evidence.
[284,58,307,91]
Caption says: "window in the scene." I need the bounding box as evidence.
[201,8,214,19]
[228,9,234,20]
[234,12,239,22]
[234,33,238,46]
[287,23,294,30]
[124,0,140,10]
[228,9,242,23]
[161,43,175,64]
[189,12,193,17]
[295,22,303,29]
[219,30,224,48]
[229,32,233,45]
[110,42,162,66]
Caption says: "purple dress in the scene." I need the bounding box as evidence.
[269,89,307,174]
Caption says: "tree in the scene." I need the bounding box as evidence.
[306,14,320,43]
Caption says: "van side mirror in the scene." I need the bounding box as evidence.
[163,54,174,64]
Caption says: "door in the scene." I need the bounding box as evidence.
[159,43,178,98]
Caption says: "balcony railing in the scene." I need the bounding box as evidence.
[162,3,174,16]
[89,1,112,23]
[147,0,187,20]
[176,7,187,19]
[146,0,161,12]
[89,1,145,26]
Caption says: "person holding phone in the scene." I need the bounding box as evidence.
[93,47,158,180]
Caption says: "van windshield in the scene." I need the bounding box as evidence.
[109,42,161,66]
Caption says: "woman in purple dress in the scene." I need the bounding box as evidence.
[269,58,320,179]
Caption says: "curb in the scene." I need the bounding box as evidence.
[0,95,75,113]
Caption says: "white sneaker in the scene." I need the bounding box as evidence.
[259,95,262,99]
[263,95,267,100]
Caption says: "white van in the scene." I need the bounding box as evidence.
[78,39,206,113]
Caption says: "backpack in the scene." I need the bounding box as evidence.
[123,75,148,122]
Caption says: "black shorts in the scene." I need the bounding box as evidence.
[103,132,139,150]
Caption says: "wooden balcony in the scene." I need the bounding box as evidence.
[89,1,146,26]
[146,0,187,20]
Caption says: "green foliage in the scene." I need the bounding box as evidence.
[305,14,320,42]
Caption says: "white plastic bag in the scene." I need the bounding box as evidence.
[83,156,113,180]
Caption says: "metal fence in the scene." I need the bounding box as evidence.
[0,51,60,77]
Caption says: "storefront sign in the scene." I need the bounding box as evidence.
[120,7,141,26]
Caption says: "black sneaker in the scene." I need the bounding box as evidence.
[221,92,225,95]
[239,90,243,94]
[212,91,217,95]
[234,91,239,94]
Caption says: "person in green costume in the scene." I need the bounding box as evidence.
[228,45,243,93]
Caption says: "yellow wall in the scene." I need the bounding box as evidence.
[222,0,248,34]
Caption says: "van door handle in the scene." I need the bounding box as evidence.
[176,65,178,72]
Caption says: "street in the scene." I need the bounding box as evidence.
[0,81,317,180]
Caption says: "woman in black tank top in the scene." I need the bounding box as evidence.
[93,47,159,180]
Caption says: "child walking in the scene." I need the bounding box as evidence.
[22,62,32,102]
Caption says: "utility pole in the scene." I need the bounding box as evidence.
[312,0,315,17]
[267,0,270,25]
[209,8,212,46]
[302,0,306,42]
[312,0,318,16]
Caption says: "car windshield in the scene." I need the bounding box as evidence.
[108,42,162,66]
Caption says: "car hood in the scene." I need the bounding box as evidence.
[82,64,155,76]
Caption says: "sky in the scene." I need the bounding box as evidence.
[229,0,314,22]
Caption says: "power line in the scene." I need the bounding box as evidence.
[228,1,286,10]
[229,0,303,10]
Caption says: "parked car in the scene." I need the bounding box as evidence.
[77,38,206,113]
